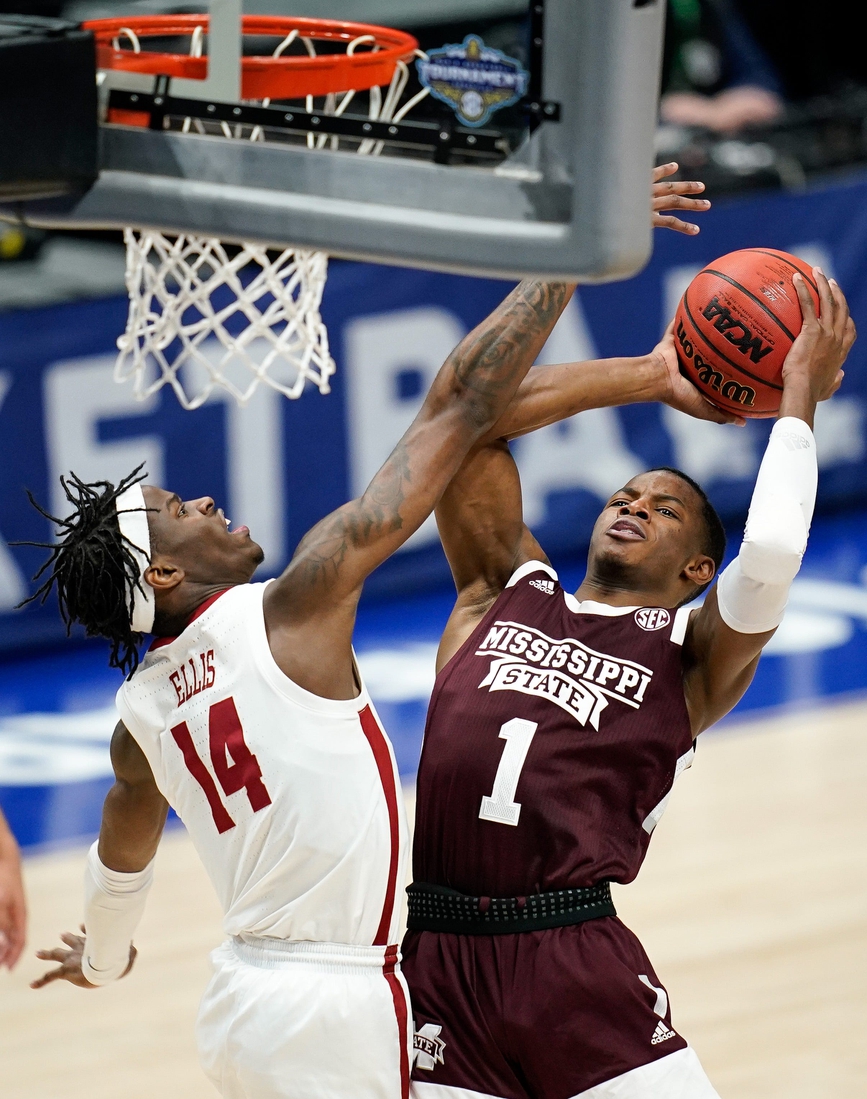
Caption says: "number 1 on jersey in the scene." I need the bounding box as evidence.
[479,718,538,826]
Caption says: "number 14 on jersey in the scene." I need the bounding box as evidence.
[171,696,272,834]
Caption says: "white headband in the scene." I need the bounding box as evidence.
[115,483,155,634]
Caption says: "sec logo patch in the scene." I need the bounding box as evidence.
[634,607,671,632]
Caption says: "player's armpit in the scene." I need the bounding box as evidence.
[680,587,775,734]
[99,722,168,873]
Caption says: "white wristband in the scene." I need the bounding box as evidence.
[717,417,817,635]
[82,842,153,986]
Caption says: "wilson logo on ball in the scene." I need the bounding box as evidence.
[676,321,757,407]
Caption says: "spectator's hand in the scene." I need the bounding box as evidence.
[660,85,784,133]
[0,818,26,969]
[652,162,711,235]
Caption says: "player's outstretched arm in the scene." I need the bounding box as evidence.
[683,269,856,733]
[267,281,573,622]
[31,723,167,990]
[0,807,26,969]
[483,321,742,446]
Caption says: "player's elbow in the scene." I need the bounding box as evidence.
[740,496,807,585]
[425,367,505,438]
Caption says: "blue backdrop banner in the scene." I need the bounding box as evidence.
[2,170,867,653]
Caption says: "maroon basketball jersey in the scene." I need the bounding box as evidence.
[413,561,696,897]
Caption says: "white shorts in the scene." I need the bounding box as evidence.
[411,1047,720,1099]
[197,937,412,1099]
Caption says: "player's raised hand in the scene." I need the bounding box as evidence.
[651,320,746,426]
[652,162,711,235]
[782,268,856,405]
[30,927,137,990]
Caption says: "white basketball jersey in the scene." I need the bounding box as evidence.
[115,582,407,947]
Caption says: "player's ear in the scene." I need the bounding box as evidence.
[683,554,715,589]
[144,560,184,593]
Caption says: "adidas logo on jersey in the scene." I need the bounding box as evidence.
[529,579,555,595]
[650,1020,676,1045]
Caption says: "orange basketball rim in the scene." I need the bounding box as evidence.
[84,14,420,100]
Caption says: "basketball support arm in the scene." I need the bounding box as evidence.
[716,417,817,634]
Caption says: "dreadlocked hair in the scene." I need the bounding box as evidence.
[17,464,151,676]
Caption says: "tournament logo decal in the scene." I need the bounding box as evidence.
[476,621,653,730]
[414,1023,446,1070]
[416,35,529,127]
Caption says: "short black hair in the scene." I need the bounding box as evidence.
[647,466,726,600]
[17,464,151,676]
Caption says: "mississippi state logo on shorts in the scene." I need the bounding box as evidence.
[634,607,671,631]
[413,1023,446,1070]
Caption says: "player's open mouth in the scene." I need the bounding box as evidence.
[607,518,646,540]
[222,512,249,537]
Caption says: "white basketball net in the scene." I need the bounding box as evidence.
[117,234,332,409]
[113,26,428,409]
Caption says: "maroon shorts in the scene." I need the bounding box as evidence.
[402,916,687,1099]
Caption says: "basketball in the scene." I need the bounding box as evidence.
[674,248,821,417]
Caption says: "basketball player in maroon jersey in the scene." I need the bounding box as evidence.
[404,269,855,1099]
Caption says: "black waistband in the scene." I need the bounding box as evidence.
[406,881,616,935]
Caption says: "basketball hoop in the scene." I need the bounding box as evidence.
[85,14,428,409]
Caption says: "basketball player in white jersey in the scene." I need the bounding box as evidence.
[25,168,714,1099]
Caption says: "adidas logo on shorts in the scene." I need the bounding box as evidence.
[650,1020,676,1046]
[529,579,555,595]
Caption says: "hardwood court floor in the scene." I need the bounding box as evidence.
[1,698,866,1099]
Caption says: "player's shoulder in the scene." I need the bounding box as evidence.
[131,582,268,676]
[504,559,560,595]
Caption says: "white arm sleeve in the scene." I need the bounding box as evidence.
[82,841,154,986]
[716,417,817,635]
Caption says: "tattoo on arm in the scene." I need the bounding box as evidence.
[290,442,411,591]
[450,281,574,415]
